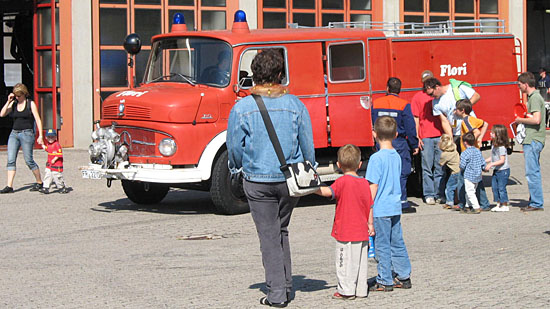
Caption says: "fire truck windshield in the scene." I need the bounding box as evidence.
[144,37,232,87]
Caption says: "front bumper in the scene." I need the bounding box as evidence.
[80,163,207,183]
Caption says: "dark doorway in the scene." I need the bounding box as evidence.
[527,0,550,71]
[1,0,33,146]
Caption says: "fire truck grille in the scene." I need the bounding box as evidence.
[114,127,156,157]
[103,105,152,119]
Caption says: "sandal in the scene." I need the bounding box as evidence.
[332,292,356,300]
[259,296,287,308]
[368,282,393,292]
[393,277,412,289]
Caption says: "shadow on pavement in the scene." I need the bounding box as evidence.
[508,198,529,208]
[296,194,335,208]
[92,188,216,215]
[250,275,334,296]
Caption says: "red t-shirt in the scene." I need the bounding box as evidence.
[329,175,372,242]
[411,91,443,139]
[45,141,63,172]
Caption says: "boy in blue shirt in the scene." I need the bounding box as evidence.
[366,116,412,292]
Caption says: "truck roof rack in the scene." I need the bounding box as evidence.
[288,19,507,37]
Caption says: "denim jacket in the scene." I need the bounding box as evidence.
[227,94,316,182]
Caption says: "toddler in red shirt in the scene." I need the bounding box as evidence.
[39,129,68,194]
[316,144,374,300]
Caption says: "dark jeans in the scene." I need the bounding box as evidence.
[492,168,510,203]
[244,180,299,304]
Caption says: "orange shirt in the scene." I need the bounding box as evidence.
[460,115,484,152]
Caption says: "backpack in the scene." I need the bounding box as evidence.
[449,78,473,102]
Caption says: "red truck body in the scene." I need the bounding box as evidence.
[82,14,522,214]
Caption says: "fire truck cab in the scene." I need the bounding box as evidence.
[82,11,522,214]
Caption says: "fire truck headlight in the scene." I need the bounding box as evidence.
[159,138,177,157]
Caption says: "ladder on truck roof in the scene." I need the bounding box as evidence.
[289,19,507,37]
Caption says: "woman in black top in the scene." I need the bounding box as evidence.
[0,83,44,193]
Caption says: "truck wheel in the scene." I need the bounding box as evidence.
[210,150,249,215]
[121,180,169,204]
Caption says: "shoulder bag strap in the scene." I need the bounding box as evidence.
[252,94,288,168]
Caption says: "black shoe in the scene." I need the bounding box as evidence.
[29,183,42,191]
[402,207,416,214]
[0,186,14,194]
[59,187,69,194]
[260,296,287,308]
[39,187,49,194]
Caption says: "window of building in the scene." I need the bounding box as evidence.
[259,0,379,28]
[93,0,237,120]
[328,42,365,82]
[36,0,61,131]
[402,0,502,33]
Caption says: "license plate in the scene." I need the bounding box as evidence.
[81,169,102,179]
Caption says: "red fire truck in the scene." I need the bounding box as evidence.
[81,11,523,214]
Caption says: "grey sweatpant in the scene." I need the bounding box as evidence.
[243,180,299,304]
[335,240,369,297]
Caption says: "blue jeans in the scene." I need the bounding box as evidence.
[523,141,544,208]
[492,168,510,203]
[458,172,490,209]
[421,137,444,199]
[7,129,39,171]
[373,216,411,286]
[445,173,460,205]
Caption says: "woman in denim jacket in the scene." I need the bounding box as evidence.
[227,49,315,307]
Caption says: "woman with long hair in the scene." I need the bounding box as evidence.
[0,83,44,193]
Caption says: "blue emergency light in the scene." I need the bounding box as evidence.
[173,13,184,25]
[234,10,246,23]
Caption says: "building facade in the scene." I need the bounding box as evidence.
[0,0,538,148]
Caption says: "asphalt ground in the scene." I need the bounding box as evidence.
[1,134,550,308]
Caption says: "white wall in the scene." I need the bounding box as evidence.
[509,0,525,71]
[239,0,257,29]
[72,1,93,149]
[383,0,400,25]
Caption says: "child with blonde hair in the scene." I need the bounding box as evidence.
[439,134,460,209]
[484,125,511,212]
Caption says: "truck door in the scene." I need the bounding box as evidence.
[326,40,380,147]
[236,43,328,148]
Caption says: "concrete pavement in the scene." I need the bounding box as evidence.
[0,136,549,308]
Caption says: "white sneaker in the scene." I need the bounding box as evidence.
[491,205,509,212]
[425,197,436,205]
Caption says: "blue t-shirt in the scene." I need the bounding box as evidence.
[366,148,402,217]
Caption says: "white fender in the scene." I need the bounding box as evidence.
[196,130,227,181]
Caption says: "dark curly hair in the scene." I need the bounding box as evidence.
[251,49,284,85]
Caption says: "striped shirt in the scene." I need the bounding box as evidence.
[460,146,486,183]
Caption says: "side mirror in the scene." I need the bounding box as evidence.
[123,33,142,55]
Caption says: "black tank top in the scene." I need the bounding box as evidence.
[12,99,34,130]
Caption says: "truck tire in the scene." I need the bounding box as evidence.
[121,180,169,204]
[210,150,249,215]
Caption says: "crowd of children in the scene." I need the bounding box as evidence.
[315,96,512,300]
[438,99,511,214]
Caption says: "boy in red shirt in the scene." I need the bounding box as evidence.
[39,129,68,194]
[316,144,374,300]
